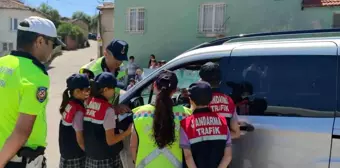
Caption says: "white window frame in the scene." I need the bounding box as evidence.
[126,7,145,33]
[10,18,18,31]
[198,3,227,36]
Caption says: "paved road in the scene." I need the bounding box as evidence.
[45,41,97,167]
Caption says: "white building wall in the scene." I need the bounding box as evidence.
[0,9,45,56]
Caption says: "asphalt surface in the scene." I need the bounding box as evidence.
[45,41,96,167]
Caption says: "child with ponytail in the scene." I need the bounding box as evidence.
[59,73,90,168]
[83,72,132,168]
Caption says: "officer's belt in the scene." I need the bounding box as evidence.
[136,147,181,168]
[10,146,45,163]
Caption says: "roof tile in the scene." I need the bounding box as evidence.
[0,0,29,9]
[303,0,340,7]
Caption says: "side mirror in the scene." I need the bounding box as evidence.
[129,96,144,109]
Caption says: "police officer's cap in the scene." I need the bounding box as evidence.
[94,72,117,89]
[188,81,213,106]
[199,62,221,82]
[66,74,90,90]
[106,39,129,61]
[18,16,66,47]
[155,70,178,91]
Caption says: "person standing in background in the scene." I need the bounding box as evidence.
[159,60,167,67]
[148,54,156,68]
[126,78,136,90]
[149,59,158,69]
[135,68,143,83]
[127,56,140,82]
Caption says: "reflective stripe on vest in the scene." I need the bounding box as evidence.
[80,57,102,76]
[219,113,233,118]
[189,135,227,144]
[133,105,191,167]
[209,92,236,118]
[80,57,124,105]
[84,97,111,125]
[180,112,229,145]
[136,148,181,168]
[80,57,126,80]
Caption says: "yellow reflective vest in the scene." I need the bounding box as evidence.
[79,56,127,104]
[132,104,192,168]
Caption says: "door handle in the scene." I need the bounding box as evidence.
[240,122,255,132]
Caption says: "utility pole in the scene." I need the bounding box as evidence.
[97,0,104,57]
[98,10,103,57]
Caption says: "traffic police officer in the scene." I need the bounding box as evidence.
[0,16,65,168]
[130,70,191,168]
[180,81,232,168]
[199,62,241,139]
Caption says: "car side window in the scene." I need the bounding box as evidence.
[138,59,222,106]
[140,68,201,105]
[220,55,337,117]
[174,68,200,91]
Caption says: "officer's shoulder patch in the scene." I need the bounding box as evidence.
[36,87,48,103]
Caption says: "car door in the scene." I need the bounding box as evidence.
[221,42,337,168]
[330,44,340,168]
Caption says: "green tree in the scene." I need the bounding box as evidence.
[38,3,61,27]
[72,11,91,25]
[57,22,84,39]
[57,22,85,49]
[57,22,73,38]
[89,14,99,32]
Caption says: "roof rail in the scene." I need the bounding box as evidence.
[185,28,340,52]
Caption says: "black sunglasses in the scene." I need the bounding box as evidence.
[42,35,58,49]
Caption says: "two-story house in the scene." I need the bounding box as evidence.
[114,0,340,67]
[0,0,46,56]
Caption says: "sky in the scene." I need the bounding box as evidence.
[23,0,112,17]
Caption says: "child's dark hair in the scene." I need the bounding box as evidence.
[152,70,178,149]
[60,73,90,115]
[59,88,74,115]
[90,79,101,97]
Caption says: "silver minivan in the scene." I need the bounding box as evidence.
[120,29,340,168]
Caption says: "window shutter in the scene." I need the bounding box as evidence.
[143,8,146,33]
[138,8,145,32]
[198,4,202,33]
[14,19,18,30]
[137,8,145,32]
[125,9,130,32]
[333,13,340,28]
[10,18,12,30]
